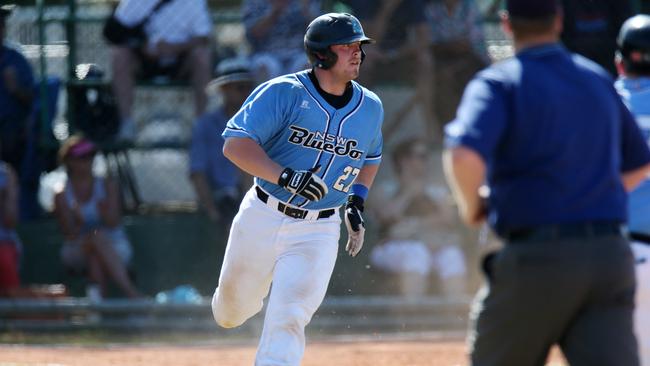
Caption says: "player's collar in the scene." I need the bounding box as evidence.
[516,42,564,58]
[307,69,353,110]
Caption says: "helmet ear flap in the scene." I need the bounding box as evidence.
[308,46,338,69]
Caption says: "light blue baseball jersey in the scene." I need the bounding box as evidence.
[616,76,650,236]
[223,70,383,209]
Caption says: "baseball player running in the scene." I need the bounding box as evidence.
[615,14,650,366]
[211,13,383,366]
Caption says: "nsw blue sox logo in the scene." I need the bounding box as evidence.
[288,125,364,160]
[287,125,363,193]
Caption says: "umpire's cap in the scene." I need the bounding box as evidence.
[617,14,650,74]
[304,13,374,70]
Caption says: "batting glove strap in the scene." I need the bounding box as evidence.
[345,195,365,232]
[278,167,328,202]
[346,194,365,212]
[277,167,295,187]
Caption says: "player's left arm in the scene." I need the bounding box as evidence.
[344,163,380,257]
[354,164,380,190]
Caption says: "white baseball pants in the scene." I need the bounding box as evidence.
[212,186,341,366]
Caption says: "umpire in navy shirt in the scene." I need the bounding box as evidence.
[443,0,650,365]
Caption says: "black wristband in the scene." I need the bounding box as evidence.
[277,167,294,187]
[346,194,365,212]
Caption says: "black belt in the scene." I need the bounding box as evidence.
[255,186,336,220]
[502,222,625,243]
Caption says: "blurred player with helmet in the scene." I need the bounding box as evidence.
[210,12,383,365]
[615,14,650,366]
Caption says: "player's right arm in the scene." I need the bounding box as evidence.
[223,137,284,185]
[223,137,328,201]
[222,80,328,201]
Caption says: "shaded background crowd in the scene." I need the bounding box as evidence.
[1,0,649,303]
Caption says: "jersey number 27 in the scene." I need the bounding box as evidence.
[333,166,360,193]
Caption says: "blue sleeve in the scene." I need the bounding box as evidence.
[620,98,650,172]
[365,106,384,165]
[222,82,290,145]
[189,116,209,174]
[444,75,508,162]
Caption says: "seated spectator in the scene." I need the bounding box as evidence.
[367,137,467,298]
[0,158,20,297]
[109,0,212,142]
[561,0,633,76]
[53,136,141,299]
[425,0,489,135]
[242,0,321,83]
[345,0,436,144]
[189,57,254,225]
[0,4,34,173]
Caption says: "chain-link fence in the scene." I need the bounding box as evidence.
[6,2,247,211]
[6,1,511,212]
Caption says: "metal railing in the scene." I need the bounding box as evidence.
[0,295,471,334]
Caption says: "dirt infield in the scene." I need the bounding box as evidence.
[0,339,567,366]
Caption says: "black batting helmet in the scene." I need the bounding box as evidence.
[617,14,650,74]
[304,13,374,70]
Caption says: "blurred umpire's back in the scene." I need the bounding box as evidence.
[443,0,650,365]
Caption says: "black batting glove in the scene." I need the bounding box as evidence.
[278,165,328,202]
[345,194,365,257]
